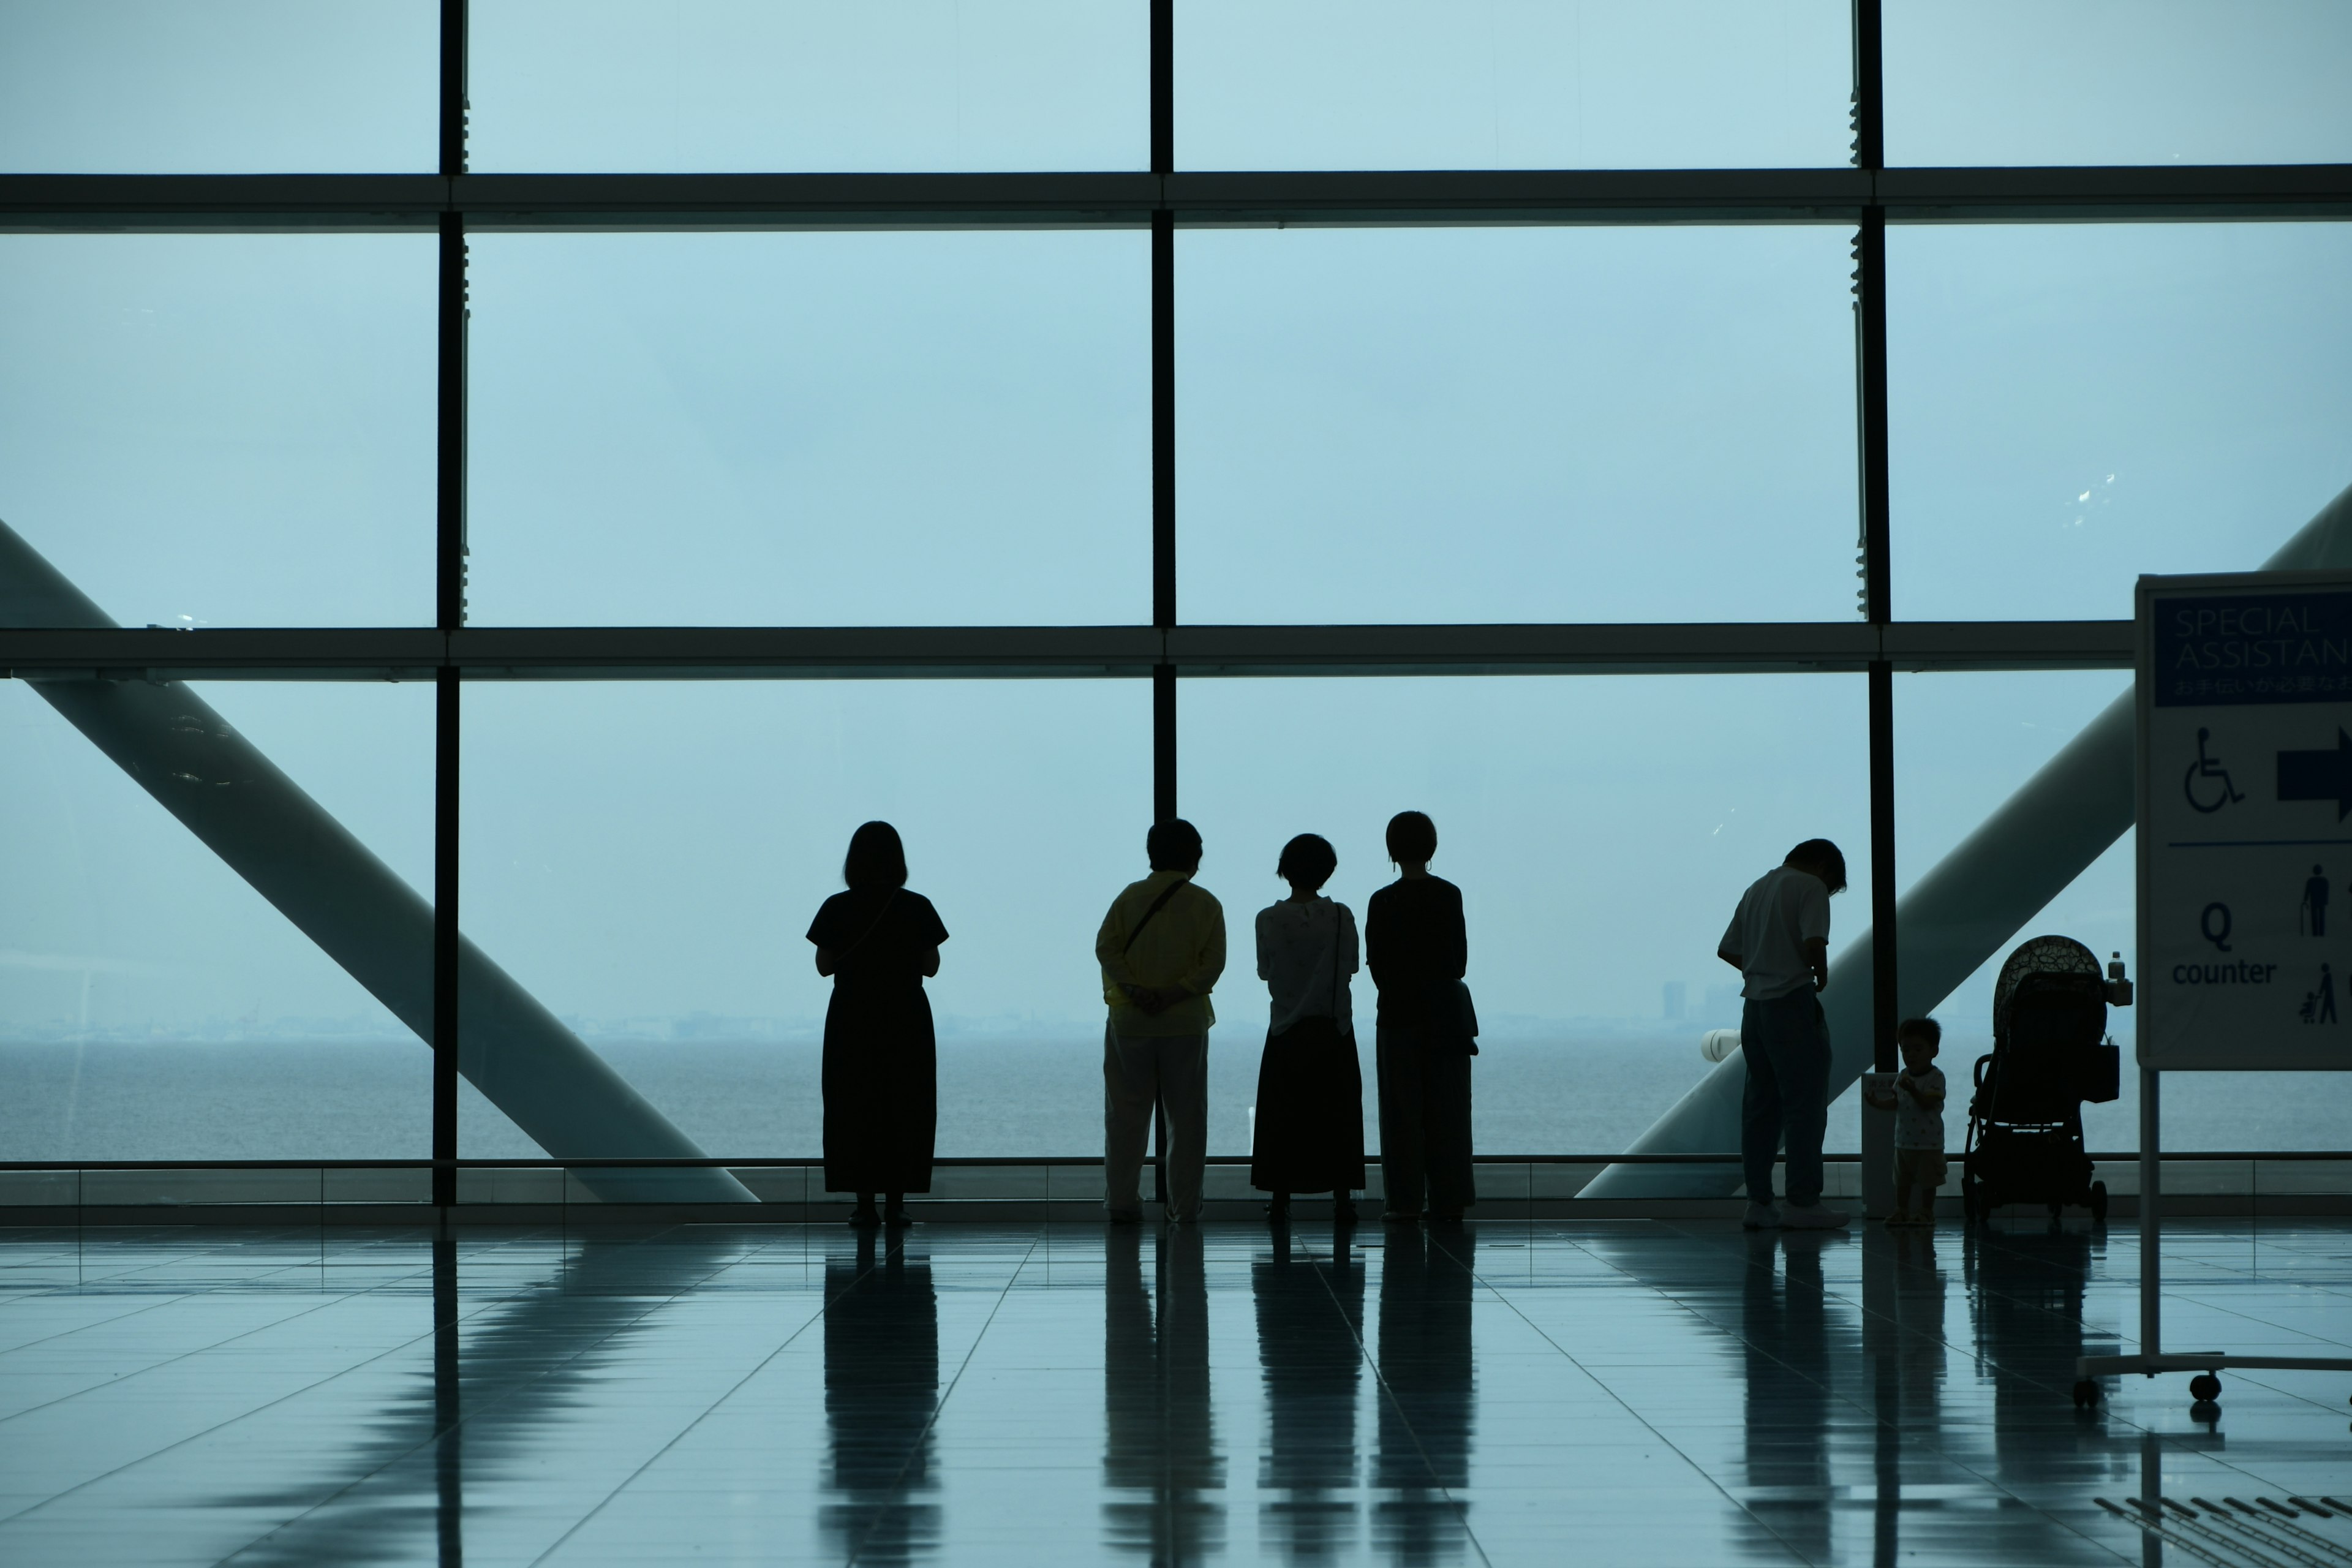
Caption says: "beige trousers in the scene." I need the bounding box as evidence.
[1103,1025,1208,1217]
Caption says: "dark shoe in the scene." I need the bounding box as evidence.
[1427,1209,1465,1226]
[1333,1198,1359,1223]
[849,1205,880,1227]
[1384,1208,1422,1224]
[884,1205,913,1227]
[1106,1207,1144,1224]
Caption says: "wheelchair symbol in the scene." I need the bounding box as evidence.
[2184,727,2247,814]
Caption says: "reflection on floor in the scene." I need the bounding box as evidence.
[0,1219,2347,1566]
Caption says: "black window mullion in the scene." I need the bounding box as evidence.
[1854,0,1898,1076]
[431,0,469,1210]
[1151,0,1176,823]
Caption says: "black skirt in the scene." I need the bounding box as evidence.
[821,981,938,1194]
[1250,1016,1368,1194]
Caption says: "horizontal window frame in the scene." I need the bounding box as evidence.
[0,620,2132,680]
[1,167,2346,232]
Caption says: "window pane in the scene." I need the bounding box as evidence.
[1178,0,1852,170]
[1180,227,1859,625]
[1185,673,1870,1156]
[1894,671,2352,1150]
[0,236,437,628]
[469,233,1149,627]
[472,0,1145,173]
[1890,224,2352,621]
[458,680,1145,1160]
[0,680,433,1159]
[0,1,435,173]
[1887,1,2352,167]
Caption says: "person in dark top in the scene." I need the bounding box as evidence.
[807,821,949,1227]
[1364,810,1476,1224]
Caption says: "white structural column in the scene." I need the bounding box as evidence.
[1589,481,2352,1199]
[0,520,755,1204]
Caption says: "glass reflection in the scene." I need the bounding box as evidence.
[1253,1225,1365,1560]
[1373,1227,1476,1564]
[1739,1231,1833,1564]
[434,1233,462,1568]
[191,1234,744,1567]
[1103,1225,1225,1562]
[821,1231,942,1565]
[1860,1225,1948,1568]
[1963,1221,2116,1487]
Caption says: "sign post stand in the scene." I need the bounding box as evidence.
[2075,570,2352,1406]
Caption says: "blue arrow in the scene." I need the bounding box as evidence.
[2278,728,2352,821]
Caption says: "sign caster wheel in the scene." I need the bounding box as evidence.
[2188,1373,2222,1403]
[2089,1181,2109,1223]
[2071,1379,2103,1409]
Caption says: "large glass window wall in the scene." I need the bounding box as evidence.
[0,236,439,628]
[4,4,2345,1191]
[0,679,434,1161]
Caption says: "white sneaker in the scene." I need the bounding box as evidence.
[1779,1204,1850,1230]
[1742,1202,1779,1230]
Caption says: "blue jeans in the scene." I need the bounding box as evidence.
[1741,989,1830,1208]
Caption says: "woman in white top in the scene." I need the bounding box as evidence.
[1250,833,1367,1221]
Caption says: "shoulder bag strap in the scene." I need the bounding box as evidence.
[834,889,899,964]
[1121,880,1188,954]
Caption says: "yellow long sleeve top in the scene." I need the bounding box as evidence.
[1095,870,1226,1038]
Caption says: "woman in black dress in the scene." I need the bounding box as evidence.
[1365,810,1476,1223]
[1250,832,1366,1222]
[807,821,949,1226]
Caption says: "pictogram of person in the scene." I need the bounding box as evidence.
[2303,864,2331,937]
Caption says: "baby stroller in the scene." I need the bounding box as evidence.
[1961,935,2124,1223]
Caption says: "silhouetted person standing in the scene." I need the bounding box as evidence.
[1096,819,1226,1223]
[1366,810,1476,1224]
[1251,833,1367,1221]
[809,821,948,1227]
[1719,838,1849,1231]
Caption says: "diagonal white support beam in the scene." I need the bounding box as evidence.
[0,519,753,1204]
[1587,481,2352,1198]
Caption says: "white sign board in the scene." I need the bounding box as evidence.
[2140,571,2352,1069]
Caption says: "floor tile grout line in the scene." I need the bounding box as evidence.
[0,1268,548,1534]
[1902,1226,2352,1444]
[1443,1223,1823,1568]
[1629,1220,2270,1547]
[0,1256,467,1442]
[1540,1221,2140,1566]
[842,1229,1043,1568]
[1307,1234,1498,1568]
[211,1226,776,1568]
[517,1225,928,1568]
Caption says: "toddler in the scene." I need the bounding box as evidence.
[1864,1017,1947,1226]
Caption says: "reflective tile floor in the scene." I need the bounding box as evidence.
[1,1218,2349,1566]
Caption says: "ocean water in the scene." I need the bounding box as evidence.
[2,1033,2347,1163]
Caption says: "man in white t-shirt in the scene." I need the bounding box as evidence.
[1718,839,1849,1231]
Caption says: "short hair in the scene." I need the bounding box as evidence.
[1276,832,1338,889]
[842,820,908,889]
[1385,810,1438,865]
[1147,818,1203,871]
[1785,837,1848,894]
[1896,1016,1942,1047]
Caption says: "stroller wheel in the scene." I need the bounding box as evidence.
[2188,1373,2223,1403]
[2089,1181,2109,1223]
